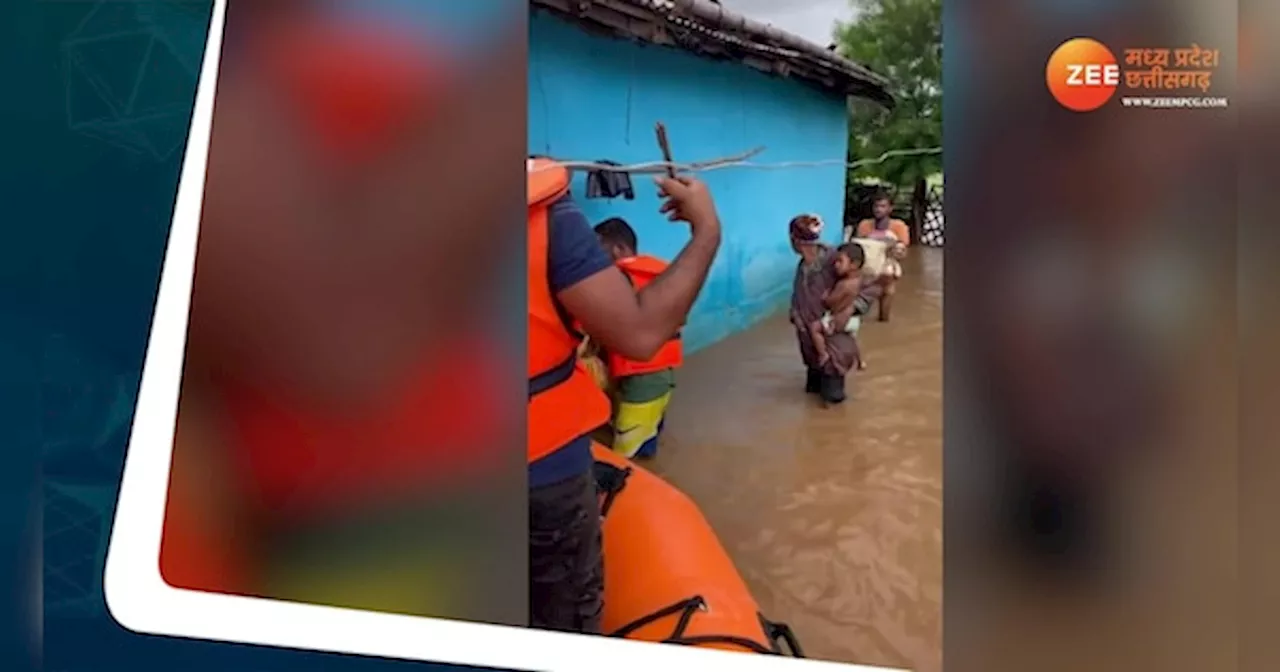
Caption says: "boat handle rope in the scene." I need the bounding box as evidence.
[592,461,632,517]
[759,615,805,657]
[608,595,805,657]
[610,595,705,640]
[591,460,805,657]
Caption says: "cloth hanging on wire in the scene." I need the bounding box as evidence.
[585,160,635,200]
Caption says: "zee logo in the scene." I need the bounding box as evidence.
[1065,63,1119,87]
[1046,38,1119,112]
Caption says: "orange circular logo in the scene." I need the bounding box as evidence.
[1046,38,1118,112]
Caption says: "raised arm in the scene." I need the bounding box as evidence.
[553,177,721,361]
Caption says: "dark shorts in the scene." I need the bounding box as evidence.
[853,294,874,316]
[529,467,603,633]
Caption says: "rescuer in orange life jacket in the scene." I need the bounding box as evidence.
[527,157,720,633]
[592,217,683,460]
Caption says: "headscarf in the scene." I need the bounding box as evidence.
[789,213,824,244]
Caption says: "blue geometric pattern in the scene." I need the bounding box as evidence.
[24,1,499,669]
[41,333,134,472]
[43,0,202,631]
[44,482,115,617]
[62,1,204,161]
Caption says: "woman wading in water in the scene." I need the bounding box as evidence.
[788,214,883,404]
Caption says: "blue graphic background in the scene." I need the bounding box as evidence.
[14,2,499,670]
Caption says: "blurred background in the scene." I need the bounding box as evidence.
[945,0,1240,670]
[160,0,529,625]
[1239,1,1280,671]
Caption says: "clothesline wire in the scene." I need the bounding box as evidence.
[532,147,943,175]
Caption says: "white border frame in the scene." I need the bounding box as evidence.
[102,3,908,670]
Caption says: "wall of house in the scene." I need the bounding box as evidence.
[528,11,849,352]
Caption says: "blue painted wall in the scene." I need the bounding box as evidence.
[529,12,849,352]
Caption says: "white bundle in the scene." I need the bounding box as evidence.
[851,237,891,276]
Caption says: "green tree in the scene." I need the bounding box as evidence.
[835,0,941,233]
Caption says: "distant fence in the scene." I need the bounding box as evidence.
[844,183,944,247]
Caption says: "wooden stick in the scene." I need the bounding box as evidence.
[654,122,677,178]
[556,146,765,174]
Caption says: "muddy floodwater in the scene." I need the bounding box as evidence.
[649,248,942,671]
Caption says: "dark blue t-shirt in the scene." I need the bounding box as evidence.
[529,194,614,488]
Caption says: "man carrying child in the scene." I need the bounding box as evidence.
[852,192,910,322]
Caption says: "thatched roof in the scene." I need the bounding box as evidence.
[531,0,893,107]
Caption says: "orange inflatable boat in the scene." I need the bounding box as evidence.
[591,444,804,656]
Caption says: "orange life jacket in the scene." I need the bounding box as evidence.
[606,255,685,378]
[527,159,612,463]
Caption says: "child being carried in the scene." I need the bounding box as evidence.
[811,243,868,370]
